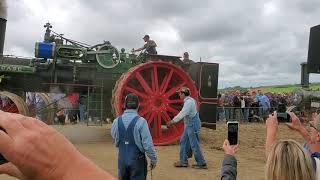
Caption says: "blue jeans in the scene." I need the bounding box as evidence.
[79,104,86,122]
[225,108,232,121]
[242,108,249,122]
[218,107,225,121]
[179,114,206,165]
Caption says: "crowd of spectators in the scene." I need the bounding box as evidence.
[217,90,295,122]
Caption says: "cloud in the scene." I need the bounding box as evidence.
[0,0,7,19]
[3,0,320,88]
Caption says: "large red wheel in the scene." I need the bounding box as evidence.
[0,91,29,116]
[112,61,198,145]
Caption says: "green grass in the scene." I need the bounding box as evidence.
[219,83,320,94]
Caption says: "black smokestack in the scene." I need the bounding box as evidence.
[0,0,7,56]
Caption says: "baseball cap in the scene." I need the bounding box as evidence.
[143,35,150,39]
[176,87,190,94]
[125,93,139,109]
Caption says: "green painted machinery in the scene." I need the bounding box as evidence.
[0,23,219,145]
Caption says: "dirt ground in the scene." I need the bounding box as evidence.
[0,122,305,180]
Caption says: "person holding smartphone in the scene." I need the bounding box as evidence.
[265,112,315,180]
[167,87,207,169]
[221,139,239,180]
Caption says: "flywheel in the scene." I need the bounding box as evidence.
[112,61,198,145]
[0,91,29,116]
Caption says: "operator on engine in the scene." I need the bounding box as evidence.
[182,52,195,64]
[111,93,157,180]
[167,87,207,169]
[132,35,157,54]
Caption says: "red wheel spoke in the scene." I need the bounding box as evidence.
[171,124,179,132]
[125,86,148,99]
[164,83,186,97]
[139,102,148,107]
[144,112,151,121]
[160,69,173,93]
[153,65,159,93]
[167,106,180,115]
[154,112,162,138]
[139,108,149,117]
[5,104,17,113]
[168,99,184,104]
[151,69,155,92]
[135,72,153,94]
[163,112,178,132]
[162,111,171,123]
[147,112,156,125]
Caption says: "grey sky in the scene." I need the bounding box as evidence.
[3,0,320,88]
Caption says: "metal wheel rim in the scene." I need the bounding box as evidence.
[0,91,29,116]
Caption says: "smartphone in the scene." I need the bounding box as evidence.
[227,121,239,145]
[277,112,290,123]
[276,103,290,122]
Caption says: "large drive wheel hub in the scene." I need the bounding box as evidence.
[112,61,198,145]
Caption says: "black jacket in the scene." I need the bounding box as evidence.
[221,154,237,180]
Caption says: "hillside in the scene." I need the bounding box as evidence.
[219,83,320,94]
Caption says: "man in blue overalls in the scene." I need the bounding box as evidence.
[111,93,157,180]
[167,87,207,169]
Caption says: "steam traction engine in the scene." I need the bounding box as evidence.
[0,22,219,145]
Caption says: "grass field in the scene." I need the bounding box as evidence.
[260,83,320,93]
[220,83,320,94]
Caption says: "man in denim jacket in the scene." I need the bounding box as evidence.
[112,93,157,180]
[167,87,207,169]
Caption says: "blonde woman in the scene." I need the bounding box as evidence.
[265,112,316,180]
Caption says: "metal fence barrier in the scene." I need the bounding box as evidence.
[216,106,278,122]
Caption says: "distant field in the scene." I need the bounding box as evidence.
[260,83,320,93]
[220,83,320,94]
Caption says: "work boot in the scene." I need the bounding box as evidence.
[191,164,208,169]
[173,161,188,167]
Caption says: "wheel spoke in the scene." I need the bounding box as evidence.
[135,72,153,94]
[144,112,151,121]
[154,112,162,138]
[153,65,159,93]
[163,111,178,132]
[139,102,148,107]
[162,111,171,123]
[139,108,149,117]
[168,99,184,104]
[151,69,155,92]
[160,69,173,93]
[166,106,180,115]
[125,86,148,99]
[5,104,17,113]
[147,112,156,125]
[171,124,179,133]
[164,83,186,98]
